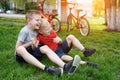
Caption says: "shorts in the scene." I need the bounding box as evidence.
[15,46,44,63]
[55,39,72,58]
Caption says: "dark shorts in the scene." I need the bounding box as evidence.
[15,46,44,63]
[55,39,72,58]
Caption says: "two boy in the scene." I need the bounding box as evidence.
[15,10,81,77]
[15,10,96,77]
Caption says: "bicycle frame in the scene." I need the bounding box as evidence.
[67,3,90,36]
[69,8,87,29]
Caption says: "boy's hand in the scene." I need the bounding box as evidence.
[53,36,62,44]
[31,38,39,48]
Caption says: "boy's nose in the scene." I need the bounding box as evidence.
[38,20,42,25]
[40,19,43,23]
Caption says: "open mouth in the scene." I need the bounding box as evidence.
[36,24,40,27]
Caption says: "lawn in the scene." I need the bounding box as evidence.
[0,17,120,80]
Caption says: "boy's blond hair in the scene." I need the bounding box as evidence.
[39,19,51,30]
[26,10,41,20]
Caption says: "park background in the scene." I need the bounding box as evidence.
[0,0,120,80]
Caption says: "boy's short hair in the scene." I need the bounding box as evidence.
[39,19,51,30]
[26,10,41,20]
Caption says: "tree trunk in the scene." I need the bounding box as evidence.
[61,0,67,23]
[105,0,111,28]
[116,0,120,31]
[109,0,116,30]
[104,0,107,25]
[56,0,61,21]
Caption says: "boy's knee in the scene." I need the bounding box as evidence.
[16,46,25,55]
[40,45,50,53]
[67,34,75,39]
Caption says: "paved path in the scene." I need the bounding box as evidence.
[0,13,25,18]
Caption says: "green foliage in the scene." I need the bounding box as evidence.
[25,2,37,12]
[92,0,105,17]
[0,17,120,80]
[45,0,56,6]
[0,0,10,11]
[13,0,25,8]
[13,0,37,13]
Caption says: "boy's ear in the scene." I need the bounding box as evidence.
[27,18,31,23]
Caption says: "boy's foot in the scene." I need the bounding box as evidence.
[83,48,96,57]
[86,61,99,68]
[47,66,63,77]
[64,55,81,75]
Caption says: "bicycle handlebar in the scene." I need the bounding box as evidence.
[67,2,87,17]
[67,2,80,9]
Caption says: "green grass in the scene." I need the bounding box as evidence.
[0,17,120,80]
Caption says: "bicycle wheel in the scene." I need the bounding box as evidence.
[67,15,75,31]
[50,17,61,32]
[79,18,90,36]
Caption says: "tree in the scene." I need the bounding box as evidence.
[110,0,116,30]
[105,0,111,29]
[105,0,117,31]
[104,0,107,25]
[116,0,120,31]
[0,0,10,12]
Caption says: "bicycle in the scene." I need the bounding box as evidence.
[37,0,61,32]
[67,3,90,36]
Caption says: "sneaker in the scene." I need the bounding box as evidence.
[86,61,99,68]
[47,66,63,77]
[83,48,96,57]
[64,55,81,75]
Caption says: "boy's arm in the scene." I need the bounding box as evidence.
[16,40,32,49]
[31,38,39,49]
[16,38,39,50]
[53,36,62,44]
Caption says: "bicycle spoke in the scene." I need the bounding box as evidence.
[50,17,61,32]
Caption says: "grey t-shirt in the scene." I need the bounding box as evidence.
[18,25,37,44]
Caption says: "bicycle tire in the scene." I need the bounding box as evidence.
[79,18,90,36]
[50,17,61,32]
[67,15,75,31]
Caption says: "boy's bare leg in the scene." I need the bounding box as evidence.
[40,45,65,68]
[66,35,85,51]
[66,35,96,57]
[61,55,73,61]
[61,55,98,68]
[16,46,45,70]
[61,55,85,64]
[40,45,81,74]
[16,46,64,77]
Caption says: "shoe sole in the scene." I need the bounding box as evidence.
[67,55,81,75]
[59,68,63,77]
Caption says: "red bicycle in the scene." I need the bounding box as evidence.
[67,3,90,36]
[37,0,61,32]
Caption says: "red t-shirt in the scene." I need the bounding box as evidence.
[37,30,58,51]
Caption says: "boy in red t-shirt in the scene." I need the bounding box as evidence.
[37,19,98,68]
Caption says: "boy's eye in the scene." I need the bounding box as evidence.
[36,19,39,21]
[36,18,41,22]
